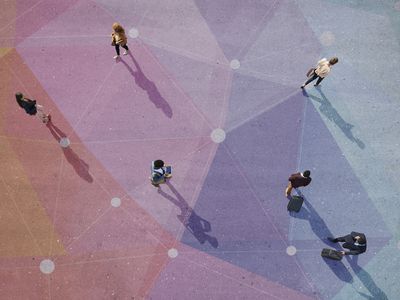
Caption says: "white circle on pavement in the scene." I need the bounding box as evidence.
[168,248,178,258]
[286,246,297,256]
[320,31,335,46]
[230,59,240,69]
[40,259,55,274]
[129,28,139,38]
[211,128,226,143]
[59,137,70,148]
[111,197,121,207]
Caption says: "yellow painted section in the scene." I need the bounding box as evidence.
[0,137,66,257]
[0,48,12,58]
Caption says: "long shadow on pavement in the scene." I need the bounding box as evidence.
[302,87,365,149]
[47,120,93,183]
[120,53,173,118]
[158,181,218,248]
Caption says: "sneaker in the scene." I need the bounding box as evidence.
[123,50,129,55]
[47,114,51,122]
[327,237,337,243]
[300,85,305,89]
[113,55,120,59]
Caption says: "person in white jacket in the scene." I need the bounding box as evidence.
[301,57,338,88]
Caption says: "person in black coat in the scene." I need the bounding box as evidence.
[328,232,367,255]
[15,92,50,123]
[285,170,312,197]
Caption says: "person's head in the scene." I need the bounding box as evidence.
[15,92,25,108]
[329,57,339,65]
[154,160,164,169]
[112,22,124,33]
[303,170,311,178]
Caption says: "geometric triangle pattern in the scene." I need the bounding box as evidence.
[1,0,399,299]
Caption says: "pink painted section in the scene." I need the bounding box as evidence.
[16,0,115,47]
[51,245,169,299]
[0,266,49,299]
[14,45,116,129]
[0,0,80,47]
[150,243,316,300]
[96,0,228,64]
[63,205,162,255]
[75,49,212,141]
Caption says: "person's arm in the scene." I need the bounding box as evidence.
[341,250,360,256]
[317,58,328,66]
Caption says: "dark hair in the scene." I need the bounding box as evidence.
[15,92,25,108]
[329,57,338,65]
[303,170,311,177]
[154,160,164,169]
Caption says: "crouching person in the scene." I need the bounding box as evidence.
[150,159,172,187]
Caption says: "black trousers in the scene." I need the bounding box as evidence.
[304,72,324,86]
[115,44,129,55]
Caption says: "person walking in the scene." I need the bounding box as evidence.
[285,170,311,197]
[15,92,50,124]
[301,57,339,88]
[328,232,367,256]
[111,22,129,60]
[150,159,172,187]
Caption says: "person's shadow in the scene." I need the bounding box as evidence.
[46,121,93,183]
[157,182,218,248]
[302,87,365,149]
[291,190,353,282]
[346,256,388,300]
[120,53,173,118]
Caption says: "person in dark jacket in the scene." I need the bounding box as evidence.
[15,92,50,123]
[150,159,172,187]
[285,170,312,197]
[328,232,367,255]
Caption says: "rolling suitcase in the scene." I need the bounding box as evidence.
[287,196,304,212]
[321,248,343,261]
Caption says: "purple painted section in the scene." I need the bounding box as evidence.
[287,97,391,297]
[225,92,306,239]
[150,244,317,300]
[240,0,321,86]
[181,133,318,297]
[226,73,297,130]
[146,44,231,128]
[194,0,279,60]
[295,96,391,240]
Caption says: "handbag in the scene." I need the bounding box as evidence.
[306,68,316,78]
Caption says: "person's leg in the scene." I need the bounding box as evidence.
[314,76,324,86]
[301,73,318,88]
[36,104,49,124]
[121,44,129,55]
[285,182,293,197]
[114,45,120,58]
